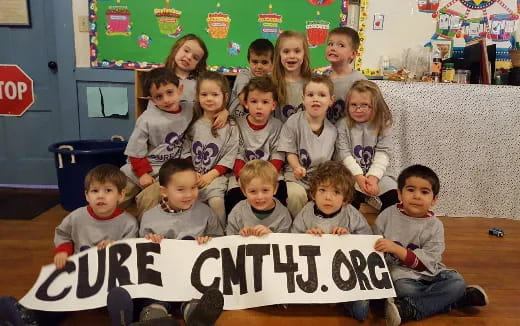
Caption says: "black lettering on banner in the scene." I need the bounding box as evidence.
[35,261,76,301]
[76,249,106,298]
[246,244,270,293]
[222,246,247,295]
[136,242,163,286]
[107,243,135,290]
[367,252,392,289]
[272,244,298,293]
[331,249,357,291]
[349,250,373,290]
[191,248,220,293]
[296,245,321,293]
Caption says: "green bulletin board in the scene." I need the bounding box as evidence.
[89,0,347,70]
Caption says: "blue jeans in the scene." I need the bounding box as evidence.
[394,270,466,320]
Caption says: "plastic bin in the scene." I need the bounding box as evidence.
[48,137,127,211]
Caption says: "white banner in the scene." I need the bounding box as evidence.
[20,234,395,311]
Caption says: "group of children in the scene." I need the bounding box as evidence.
[0,27,488,326]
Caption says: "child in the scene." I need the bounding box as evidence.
[278,75,337,217]
[229,38,274,118]
[374,165,488,326]
[324,27,367,124]
[291,161,372,321]
[272,30,312,122]
[120,68,193,216]
[226,160,292,236]
[182,71,239,228]
[0,164,138,326]
[335,80,399,212]
[109,158,224,326]
[225,76,287,214]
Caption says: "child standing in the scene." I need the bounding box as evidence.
[278,75,337,217]
[291,161,372,321]
[229,38,274,118]
[183,71,239,228]
[225,76,287,214]
[324,27,367,124]
[374,165,488,326]
[335,80,399,212]
[226,160,292,236]
[272,30,312,122]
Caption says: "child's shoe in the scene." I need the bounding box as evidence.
[183,288,224,326]
[384,298,401,326]
[107,287,134,326]
[343,299,369,321]
[455,285,489,308]
[139,304,168,321]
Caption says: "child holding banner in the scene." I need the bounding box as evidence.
[291,161,372,321]
[226,160,292,236]
[107,158,224,326]
[374,165,488,326]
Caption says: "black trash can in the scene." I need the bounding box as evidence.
[48,137,127,211]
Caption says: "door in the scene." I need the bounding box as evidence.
[0,0,61,185]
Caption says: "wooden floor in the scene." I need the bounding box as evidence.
[1,204,519,326]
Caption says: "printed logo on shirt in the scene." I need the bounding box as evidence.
[299,148,312,169]
[193,141,219,173]
[282,103,304,119]
[327,99,345,124]
[245,149,265,161]
[165,132,183,152]
[353,145,374,173]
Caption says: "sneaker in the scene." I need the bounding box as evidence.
[107,287,134,326]
[365,196,382,211]
[129,317,179,326]
[343,300,369,321]
[384,298,401,326]
[456,285,489,307]
[139,304,168,321]
[184,288,224,326]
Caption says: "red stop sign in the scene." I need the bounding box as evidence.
[0,64,34,116]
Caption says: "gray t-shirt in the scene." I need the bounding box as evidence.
[54,207,138,253]
[327,71,366,124]
[139,201,223,238]
[236,116,284,162]
[228,69,253,119]
[226,198,292,235]
[275,79,305,123]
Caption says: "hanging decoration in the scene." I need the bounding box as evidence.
[306,11,330,47]
[206,2,231,39]
[105,0,132,36]
[258,4,283,40]
[154,0,182,38]
[340,0,349,26]
[307,0,334,6]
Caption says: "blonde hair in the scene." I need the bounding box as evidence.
[309,161,355,203]
[345,80,393,136]
[164,34,208,78]
[239,160,278,189]
[272,31,312,105]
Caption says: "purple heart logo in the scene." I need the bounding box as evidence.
[282,103,303,119]
[353,145,374,172]
[299,148,311,168]
[245,149,265,161]
[327,99,345,123]
[193,141,220,173]
[165,132,182,152]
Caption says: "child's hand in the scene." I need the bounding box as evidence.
[375,238,401,254]
[97,240,114,249]
[213,110,229,129]
[306,228,325,236]
[139,173,155,188]
[239,227,254,237]
[197,171,218,188]
[355,175,370,194]
[145,233,164,243]
[54,252,69,270]
[294,166,307,179]
[252,225,272,236]
[366,176,380,196]
[196,236,211,244]
[330,226,350,235]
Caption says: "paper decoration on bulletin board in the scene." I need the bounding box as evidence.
[307,0,334,6]
[489,13,517,41]
[373,13,384,30]
[354,0,369,72]
[105,0,132,36]
[418,0,440,13]
[89,0,345,70]
[306,11,330,47]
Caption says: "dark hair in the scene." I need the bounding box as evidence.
[159,159,195,186]
[303,75,334,96]
[329,27,360,51]
[164,34,209,78]
[243,76,278,103]
[309,161,355,203]
[84,164,127,192]
[143,68,180,97]
[397,164,440,197]
[247,38,274,61]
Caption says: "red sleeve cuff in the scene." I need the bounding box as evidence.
[53,242,74,256]
[214,165,228,175]
[129,157,153,177]
[404,249,426,271]
[233,159,246,178]
[269,159,284,173]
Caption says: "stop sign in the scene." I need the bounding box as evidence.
[0,64,34,116]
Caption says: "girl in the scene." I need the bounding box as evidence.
[183,71,239,228]
[272,30,312,123]
[278,75,337,218]
[335,80,399,212]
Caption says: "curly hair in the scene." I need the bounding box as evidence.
[309,161,355,203]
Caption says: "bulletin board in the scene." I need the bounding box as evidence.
[89,0,352,70]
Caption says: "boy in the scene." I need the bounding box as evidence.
[225,76,286,214]
[108,158,224,326]
[291,161,372,321]
[0,164,138,326]
[374,165,488,326]
[120,68,193,217]
[325,27,367,124]
[229,38,274,118]
[226,160,292,236]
